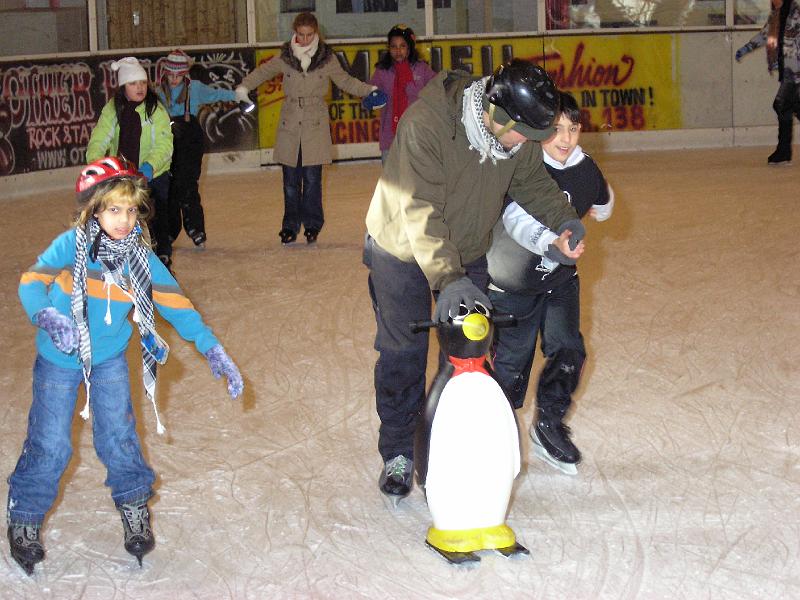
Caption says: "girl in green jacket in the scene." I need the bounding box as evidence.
[86,57,174,268]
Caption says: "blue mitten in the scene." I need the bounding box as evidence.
[204,344,244,399]
[35,307,78,353]
[735,42,757,62]
[544,219,586,266]
[362,89,388,110]
[139,162,154,182]
[434,277,492,323]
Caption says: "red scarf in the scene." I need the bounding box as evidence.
[392,61,413,134]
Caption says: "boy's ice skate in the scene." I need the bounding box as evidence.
[118,500,155,566]
[378,455,413,507]
[530,412,581,475]
[8,524,45,576]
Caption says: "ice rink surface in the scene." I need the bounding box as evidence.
[0,147,798,599]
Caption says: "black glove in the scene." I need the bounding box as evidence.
[434,277,492,322]
[544,219,585,266]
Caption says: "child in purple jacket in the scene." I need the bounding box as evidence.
[368,25,436,161]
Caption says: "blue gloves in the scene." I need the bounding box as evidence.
[204,344,244,399]
[735,44,752,62]
[434,277,492,323]
[139,162,154,182]
[544,219,586,266]
[35,307,78,353]
[362,89,388,110]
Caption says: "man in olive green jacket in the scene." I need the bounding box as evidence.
[364,60,584,504]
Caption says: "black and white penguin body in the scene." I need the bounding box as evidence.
[413,304,526,561]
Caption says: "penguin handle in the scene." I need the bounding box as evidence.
[239,100,256,114]
[492,313,517,328]
[409,313,516,333]
[409,320,437,333]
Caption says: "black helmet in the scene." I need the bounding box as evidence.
[483,59,559,141]
[436,301,494,359]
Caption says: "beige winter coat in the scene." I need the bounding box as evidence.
[241,41,374,166]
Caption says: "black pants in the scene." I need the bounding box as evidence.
[489,276,585,415]
[148,172,172,259]
[772,77,800,153]
[363,235,489,462]
[168,117,206,242]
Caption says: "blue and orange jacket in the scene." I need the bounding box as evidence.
[19,229,219,369]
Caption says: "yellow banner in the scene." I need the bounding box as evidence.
[253,34,681,149]
[431,34,682,131]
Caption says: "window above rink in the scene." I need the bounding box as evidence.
[0,0,777,58]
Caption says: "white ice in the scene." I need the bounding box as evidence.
[1,147,798,599]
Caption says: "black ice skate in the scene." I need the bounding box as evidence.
[118,500,155,566]
[279,228,297,245]
[530,413,581,476]
[188,229,207,249]
[379,455,413,507]
[7,523,45,576]
[767,148,792,166]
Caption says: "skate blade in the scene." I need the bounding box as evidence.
[495,542,530,558]
[380,491,408,510]
[12,557,36,576]
[530,433,578,475]
[425,541,481,566]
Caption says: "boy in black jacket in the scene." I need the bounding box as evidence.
[487,92,614,475]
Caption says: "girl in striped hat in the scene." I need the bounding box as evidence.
[157,49,238,248]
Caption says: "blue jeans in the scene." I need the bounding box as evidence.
[7,353,155,525]
[363,235,489,461]
[490,275,585,413]
[281,147,323,234]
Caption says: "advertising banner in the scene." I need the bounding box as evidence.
[0,34,681,176]
[426,34,682,131]
[0,50,255,176]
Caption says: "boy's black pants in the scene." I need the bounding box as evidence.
[169,117,206,242]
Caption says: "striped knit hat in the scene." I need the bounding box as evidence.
[163,49,192,74]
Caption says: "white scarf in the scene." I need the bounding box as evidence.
[461,77,523,165]
[291,33,319,72]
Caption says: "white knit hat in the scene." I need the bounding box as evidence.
[111,57,148,86]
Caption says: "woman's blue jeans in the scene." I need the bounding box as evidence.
[7,353,155,526]
[281,147,323,234]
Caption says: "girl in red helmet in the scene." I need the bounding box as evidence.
[6,157,243,575]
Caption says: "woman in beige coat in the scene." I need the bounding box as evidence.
[236,12,386,244]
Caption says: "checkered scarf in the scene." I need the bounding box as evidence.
[461,77,522,165]
[71,218,169,434]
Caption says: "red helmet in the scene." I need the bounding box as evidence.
[76,156,144,198]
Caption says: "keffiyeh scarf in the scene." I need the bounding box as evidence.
[71,219,169,434]
[461,77,522,165]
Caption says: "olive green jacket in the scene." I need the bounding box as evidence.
[365,70,578,291]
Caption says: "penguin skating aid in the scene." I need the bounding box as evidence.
[412,303,529,565]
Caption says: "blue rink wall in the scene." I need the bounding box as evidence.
[0,29,792,198]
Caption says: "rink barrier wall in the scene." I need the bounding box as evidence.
[0,30,787,199]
